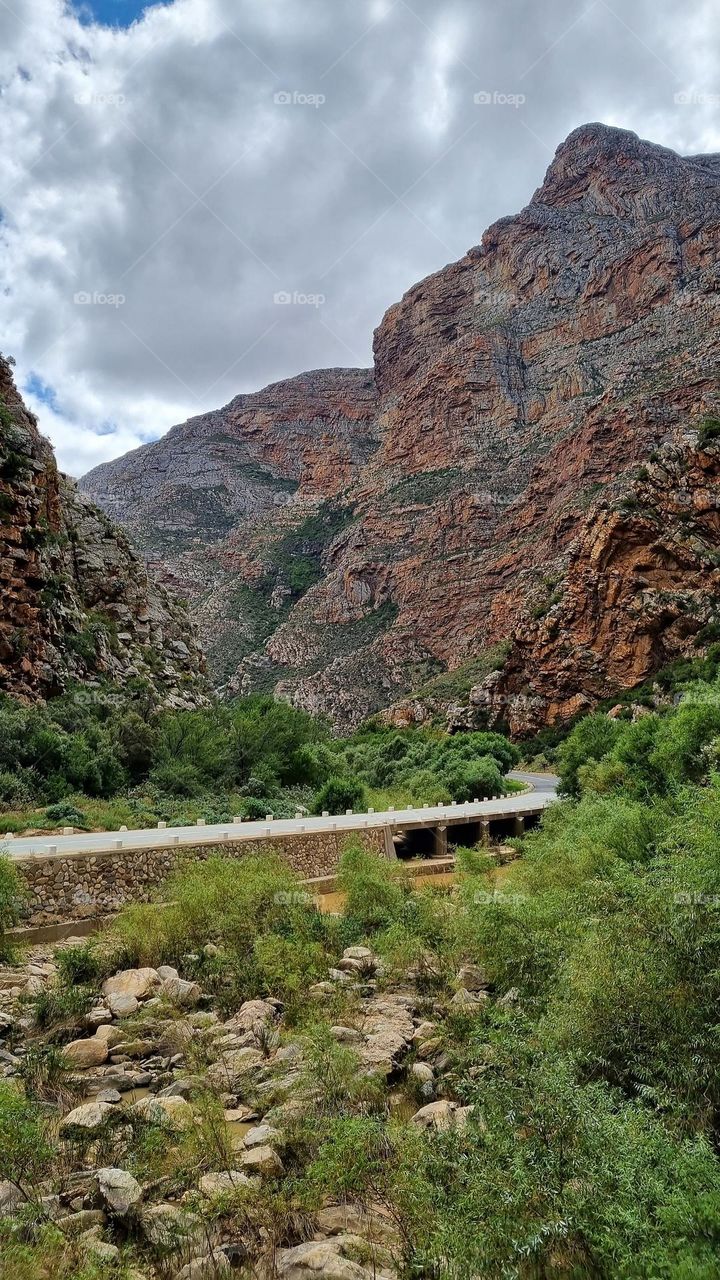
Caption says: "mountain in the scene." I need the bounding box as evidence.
[0,355,207,706]
[82,124,720,734]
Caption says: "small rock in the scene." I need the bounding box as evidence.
[95,1088,122,1103]
[177,1253,231,1280]
[456,963,489,992]
[80,1230,120,1264]
[450,988,489,1010]
[157,965,179,981]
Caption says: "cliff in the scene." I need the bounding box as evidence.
[0,356,208,706]
[82,124,720,732]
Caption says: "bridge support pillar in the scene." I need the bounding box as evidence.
[513,815,525,838]
[433,825,448,858]
[480,821,490,848]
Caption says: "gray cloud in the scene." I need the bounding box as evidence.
[0,0,718,472]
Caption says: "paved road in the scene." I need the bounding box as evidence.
[508,770,560,794]
[4,775,559,859]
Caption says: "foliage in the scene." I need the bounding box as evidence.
[0,1082,52,1193]
[311,774,366,815]
[0,851,24,956]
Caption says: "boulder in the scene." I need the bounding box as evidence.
[140,1202,202,1249]
[95,1024,125,1048]
[456,963,489,992]
[80,1229,120,1264]
[63,1036,109,1068]
[160,975,202,1007]
[198,1171,253,1198]
[273,1239,379,1279]
[450,988,489,1010]
[410,1100,466,1131]
[130,1095,192,1127]
[95,1167,142,1217]
[177,1253,231,1280]
[238,1144,284,1177]
[108,992,139,1019]
[242,1123,281,1149]
[207,1047,265,1089]
[60,1100,115,1135]
[102,967,160,1002]
[228,999,278,1034]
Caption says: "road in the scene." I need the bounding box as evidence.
[4,773,559,859]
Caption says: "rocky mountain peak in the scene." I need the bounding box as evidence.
[81,124,720,733]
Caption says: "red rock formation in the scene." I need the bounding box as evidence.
[82,124,720,732]
[0,356,207,705]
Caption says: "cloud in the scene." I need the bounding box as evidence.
[1,0,719,475]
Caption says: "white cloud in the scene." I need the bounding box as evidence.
[1,0,719,476]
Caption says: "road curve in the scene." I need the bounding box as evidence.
[4,782,559,860]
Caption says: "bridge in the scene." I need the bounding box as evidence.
[5,772,559,860]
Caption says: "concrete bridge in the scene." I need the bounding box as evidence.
[4,774,559,931]
[5,773,558,861]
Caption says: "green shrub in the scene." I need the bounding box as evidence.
[0,853,24,956]
[311,775,366,815]
[0,1082,53,1195]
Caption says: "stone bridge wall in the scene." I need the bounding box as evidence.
[15,828,389,928]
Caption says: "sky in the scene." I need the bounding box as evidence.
[0,0,719,476]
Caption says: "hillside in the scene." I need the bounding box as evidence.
[0,356,207,707]
[82,123,720,733]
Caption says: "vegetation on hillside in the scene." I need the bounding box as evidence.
[0,687,517,834]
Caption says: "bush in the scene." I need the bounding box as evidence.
[0,853,24,956]
[337,842,409,931]
[311,775,366,815]
[0,1082,52,1193]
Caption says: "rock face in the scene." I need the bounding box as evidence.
[0,356,207,706]
[81,125,720,733]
